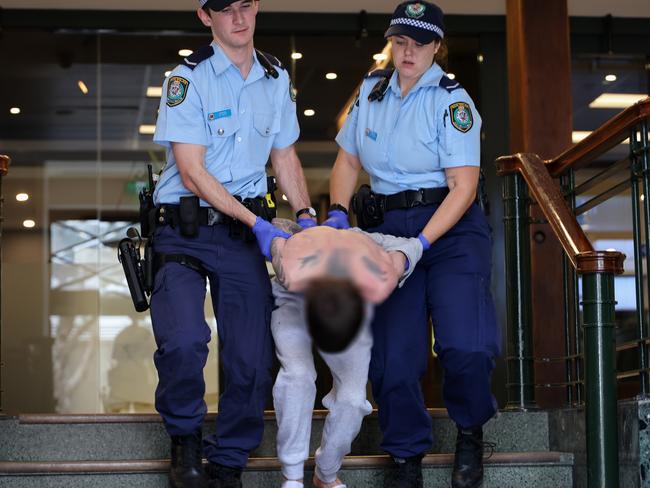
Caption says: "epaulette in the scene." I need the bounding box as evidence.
[367,68,394,103]
[256,50,286,79]
[439,75,462,93]
[181,45,215,70]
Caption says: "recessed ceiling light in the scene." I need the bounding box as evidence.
[589,93,647,109]
[23,219,36,229]
[477,54,485,63]
[291,52,303,60]
[164,71,172,77]
[604,74,617,82]
[147,86,163,97]
[9,107,21,115]
[139,125,156,135]
[78,80,89,95]
[447,73,456,80]
[304,109,315,117]
[16,193,29,202]
[178,49,193,57]
[281,194,288,201]
[373,53,388,62]
[325,73,338,80]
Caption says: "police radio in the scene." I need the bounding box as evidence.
[119,164,157,312]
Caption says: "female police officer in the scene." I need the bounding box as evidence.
[325,2,500,487]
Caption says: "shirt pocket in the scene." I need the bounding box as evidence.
[208,114,240,139]
[253,112,280,137]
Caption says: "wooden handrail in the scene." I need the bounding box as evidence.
[547,98,650,176]
[0,155,9,177]
[495,153,625,275]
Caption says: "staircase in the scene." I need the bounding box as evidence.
[0,409,573,487]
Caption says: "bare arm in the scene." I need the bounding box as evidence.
[329,147,362,210]
[173,142,257,227]
[270,144,312,216]
[420,166,479,245]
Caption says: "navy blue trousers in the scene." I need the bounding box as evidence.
[150,224,274,468]
[368,203,500,458]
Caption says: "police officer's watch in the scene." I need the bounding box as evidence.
[296,207,317,219]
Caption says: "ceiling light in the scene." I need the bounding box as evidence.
[9,107,21,115]
[477,54,485,63]
[147,86,163,97]
[164,71,172,77]
[16,193,29,202]
[304,109,315,117]
[589,93,647,109]
[139,125,156,135]
[23,219,36,229]
[281,194,288,201]
[325,73,338,80]
[291,52,303,60]
[373,53,388,62]
[178,49,193,57]
[78,80,89,95]
[604,74,617,82]
[447,73,456,80]
[641,194,646,202]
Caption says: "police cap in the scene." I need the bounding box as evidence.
[384,1,445,44]
[199,0,239,11]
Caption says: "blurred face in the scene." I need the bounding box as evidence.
[390,35,440,82]
[197,0,259,50]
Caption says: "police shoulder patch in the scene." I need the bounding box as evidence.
[289,80,297,102]
[449,102,473,133]
[167,76,190,107]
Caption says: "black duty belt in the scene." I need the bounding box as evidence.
[156,204,232,227]
[380,187,449,211]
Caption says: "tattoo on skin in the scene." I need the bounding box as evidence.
[271,218,303,235]
[362,255,388,281]
[299,251,322,269]
[271,239,287,286]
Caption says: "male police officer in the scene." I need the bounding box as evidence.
[151,1,315,487]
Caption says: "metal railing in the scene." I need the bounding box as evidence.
[496,98,650,488]
[0,155,10,414]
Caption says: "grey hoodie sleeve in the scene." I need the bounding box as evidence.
[349,227,424,287]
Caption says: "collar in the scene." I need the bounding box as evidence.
[209,41,265,83]
[388,62,445,97]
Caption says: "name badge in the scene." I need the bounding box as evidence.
[208,109,232,121]
[365,128,378,141]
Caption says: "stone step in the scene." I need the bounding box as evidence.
[0,452,574,488]
[0,409,549,462]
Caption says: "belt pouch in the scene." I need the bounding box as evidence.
[179,196,200,237]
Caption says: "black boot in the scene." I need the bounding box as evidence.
[206,462,243,488]
[452,426,484,488]
[386,453,424,488]
[170,431,208,488]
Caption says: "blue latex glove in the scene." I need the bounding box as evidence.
[418,232,431,251]
[297,217,317,229]
[321,210,350,229]
[252,217,290,260]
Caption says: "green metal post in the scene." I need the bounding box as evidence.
[503,174,536,409]
[581,272,619,488]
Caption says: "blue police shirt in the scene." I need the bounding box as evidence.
[153,41,300,205]
[336,63,482,195]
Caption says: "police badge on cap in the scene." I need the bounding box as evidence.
[384,1,445,44]
[199,0,239,11]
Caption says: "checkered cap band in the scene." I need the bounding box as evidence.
[390,17,444,39]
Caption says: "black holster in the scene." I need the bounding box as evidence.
[351,184,385,230]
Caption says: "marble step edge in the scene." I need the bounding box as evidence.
[0,452,574,475]
[6,409,546,425]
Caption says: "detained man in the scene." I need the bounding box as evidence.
[268,219,424,488]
